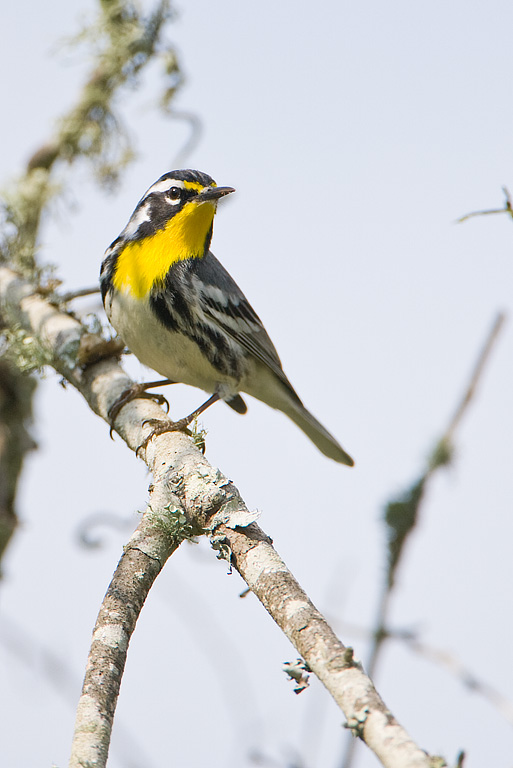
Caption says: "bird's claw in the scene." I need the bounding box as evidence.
[108,385,170,438]
[135,418,193,457]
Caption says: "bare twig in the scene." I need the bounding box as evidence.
[166,110,203,167]
[340,312,506,768]
[383,311,505,603]
[332,619,513,730]
[75,511,135,549]
[442,312,505,444]
[58,286,101,303]
[405,636,513,728]
[456,187,513,224]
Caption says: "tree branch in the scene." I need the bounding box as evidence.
[333,619,513,731]
[1,0,180,276]
[340,312,505,768]
[0,266,440,768]
[456,187,513,224]
[0,0,180,567]
[69,512,179,768]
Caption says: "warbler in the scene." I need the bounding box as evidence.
[100,169,354,466]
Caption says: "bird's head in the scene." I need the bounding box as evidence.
[111,170,235,298]
[123,169,234,245]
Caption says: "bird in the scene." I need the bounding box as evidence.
[100,169,354,466]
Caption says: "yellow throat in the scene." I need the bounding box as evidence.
[113,199,217,299]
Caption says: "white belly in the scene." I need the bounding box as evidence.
[106,290,240,398]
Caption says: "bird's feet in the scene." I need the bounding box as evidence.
[108,379,175,437]
[135,392,222,456]
[136,417,193,457]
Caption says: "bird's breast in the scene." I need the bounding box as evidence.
[106,289,241,396]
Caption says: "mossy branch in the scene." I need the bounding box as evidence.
[0,1,182,568]
[0,0,181,278]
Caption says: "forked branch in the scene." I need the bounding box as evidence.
[0,266,440,768]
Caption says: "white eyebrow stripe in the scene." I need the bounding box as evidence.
[123,202,151,238]
[144,178,185,197]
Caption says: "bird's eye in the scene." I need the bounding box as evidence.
[167,186,182,202]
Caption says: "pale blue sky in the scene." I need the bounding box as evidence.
[1,2,513,767]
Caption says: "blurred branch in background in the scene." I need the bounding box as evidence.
[163,109,203,168]
[0,0,182,568]
[402,633,513,729]
[75,510,136,549]
[341,311,506,768]
[456,187,513,224]
[0,615,157,768]
[376,311,504,674]
[0,0,181,278]
[0,356,36,566]
[334,619,513,731]
[2,2,508,766]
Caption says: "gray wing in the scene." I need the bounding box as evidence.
[192,253,301,400]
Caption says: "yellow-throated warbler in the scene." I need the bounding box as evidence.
[100,169,354,465]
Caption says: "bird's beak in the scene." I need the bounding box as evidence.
[197,186,235,202]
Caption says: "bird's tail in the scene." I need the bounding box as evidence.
[283,400,354,466]
[242,367,354,466]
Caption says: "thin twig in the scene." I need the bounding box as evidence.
[456,187,513,223]
[406,637,513,728]
[340,311,506,768]
[332,618,513,730]
[443,312,505,444]
[166,110,203,167]
[58,286,101,303]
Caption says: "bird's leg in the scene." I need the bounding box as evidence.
[178,392,221,427]
[108,379,176,434]
[136,393,221,456]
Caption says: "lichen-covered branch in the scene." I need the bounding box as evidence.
[0,0,180,567]
[1,0,180,276]
[207,525,434,768]
[0,266,441,768]
[69,512,179,768]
